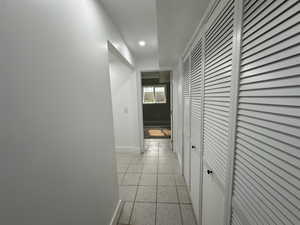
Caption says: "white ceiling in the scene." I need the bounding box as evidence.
[157,0,210,68]
[101,0,210,70]
[101,0,159,69]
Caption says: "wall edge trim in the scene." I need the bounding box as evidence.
[109,200,123,225]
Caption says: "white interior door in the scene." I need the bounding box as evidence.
[202,163,225,225]
[183,98,191,188]
[201,0,235,224]
[183,58,191,189]
[190,148,201,222]
[190,39,203,223]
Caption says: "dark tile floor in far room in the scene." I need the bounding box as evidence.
[116,139,197,225]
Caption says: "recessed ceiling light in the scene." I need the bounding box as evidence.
[139,41,146,47]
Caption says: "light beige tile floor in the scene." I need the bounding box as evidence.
[116,139,197,225]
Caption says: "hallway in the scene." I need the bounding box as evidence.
[116,139,196,225]
[1,1,299,225]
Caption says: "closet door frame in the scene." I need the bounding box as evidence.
[224,0,243,224]
[182,55,192,190]
[181,0,244,223]
[189,30,206,224]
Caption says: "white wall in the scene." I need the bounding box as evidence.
[136,57,160,72]
[172,61,184,168]
[109,53,140,152]
[0,0,134,224]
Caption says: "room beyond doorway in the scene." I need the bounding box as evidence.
[141,71,172,139]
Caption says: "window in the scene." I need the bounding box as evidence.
[143,86,167,104]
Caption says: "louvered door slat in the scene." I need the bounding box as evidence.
[191,40,203,122]
[242,23,300,58]
[232,209,244,225]
[183,56,191,189]
[242,12,300,52]
[243,0,278,27]
[183,59,190,99]
[243,0,299,38]
[231,0,300,224]
[203,0,234,187]
[206,41,232,64]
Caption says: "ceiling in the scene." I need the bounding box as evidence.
[157,0,210,68]
[101,0,159,69]
[101,0,210,69]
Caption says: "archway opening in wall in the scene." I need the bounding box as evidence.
[141,71,172,139]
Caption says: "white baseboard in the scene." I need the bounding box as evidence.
[109,200,124,225]
[115,146,140,153]
[177,152,183,173]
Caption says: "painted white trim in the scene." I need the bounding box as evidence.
[115,146,140,153]
[224,0,243,224]
[107,41,134,69]
[136,71,145,153]
[109,200,123,225]
[177,151,183,173]
[170,72,174,150]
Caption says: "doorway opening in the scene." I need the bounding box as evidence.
[141,71,172,139]
[108,43,141,153]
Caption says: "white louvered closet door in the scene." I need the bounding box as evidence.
[202,1,235,225]
[183,57,191,189]
[203,0,234,187]
[190,38,203,222]
[231,1,300,225]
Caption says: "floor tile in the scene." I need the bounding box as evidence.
[158,174,175,186]
[174,175,186,186]
[118,174,125,185]
[136,186,156,202]
[117,157,131,163]
[142,165,157,174]
[172,167,182,175]
[158,161,175,167]
[140,174,157,186]
[130,202,156,225]
[159,158,177,163]
[142,157,158,163]
[181,204,197,225]
[119,186,137,202]
[177,186,191,203]
[116,139,194,225]
[157,186,178,203]
[156,203,182,225]
[158,166,175,174]
[143,151,158,157]
[130,158,143,164]
[118,202,133,225]
[117,165,128,173]
[122,173,141,185]
[127,165,143,173]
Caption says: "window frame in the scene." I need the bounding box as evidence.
[142,84,167,104]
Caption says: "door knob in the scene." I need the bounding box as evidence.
[207,170,213,175]
[192,145,196,149]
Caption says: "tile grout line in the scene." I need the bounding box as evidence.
[125,143,159,225]
[118,140,187,225]
[118,158,131,185]
[155,142,159,225]
[126,153,143,225]
[116,156,132,224]
[175,177,185,225]
[116,155,133,224]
